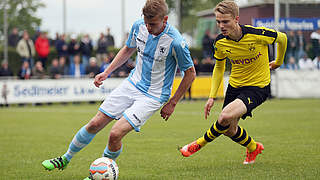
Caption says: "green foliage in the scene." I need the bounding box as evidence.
[0,0,45,36]
[0,99,320,179]
[166,0,222,33]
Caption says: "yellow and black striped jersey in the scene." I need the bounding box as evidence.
[213,25,286,88]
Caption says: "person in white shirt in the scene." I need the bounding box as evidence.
[313,55,320,70]
[298,53,314,70]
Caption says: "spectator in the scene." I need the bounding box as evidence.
[80,34,93,68]
[32,61,46,79]
[105,27,115,50]
[202,29,215,59]
[96,32,108,66]
[50,58,62,79]
[49,58,61,79]
[16,31,36,67]
[192,57,200,75]
[35,32,50,68]
[18,61,32,79]
[68,34,81,66]
[286,30,297,60]
[0,60,14,77]
[199,57,215,74]
[296,30,306,60]
[69,54,85,78]
[58,56,69,76]
[313,55,320,70]
[100,56,111,73]
[85,57,100,78]
[55,34,68,58]
[310,28,320,58]
[112,57,135,78]
[286,57,299,70]
[32,29,41,42]
[298,53,314,70]
[51,32,60,46]
[1,83,9,107]
[8,27,20,47]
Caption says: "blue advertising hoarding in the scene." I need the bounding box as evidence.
[253,18,320,31]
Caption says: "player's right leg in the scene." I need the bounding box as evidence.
[42,111,113,171]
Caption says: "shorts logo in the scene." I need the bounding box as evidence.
[133,114,141,123]
[247,97,253,105]
[226,49,232,54]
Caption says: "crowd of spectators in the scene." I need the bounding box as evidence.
[1,27,320,80]
[1,27,133,80]
[281,28,320,70]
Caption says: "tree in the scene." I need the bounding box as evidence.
[167,0,222,33]
[0,0,45,37]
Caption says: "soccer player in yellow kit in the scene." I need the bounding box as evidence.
[180,0,287,164]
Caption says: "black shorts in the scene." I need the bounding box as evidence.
[222,84,270,119]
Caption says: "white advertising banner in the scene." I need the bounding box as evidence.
[271,70,320,98]
[0,78,125,104]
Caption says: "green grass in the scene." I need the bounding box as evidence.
[1,99,320,179]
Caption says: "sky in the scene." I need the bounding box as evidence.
[36,0,248,48]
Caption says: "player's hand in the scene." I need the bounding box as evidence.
[160,100,176,121]
[269,61,281,70]
[94,72,108,88]
[204,98,215,120]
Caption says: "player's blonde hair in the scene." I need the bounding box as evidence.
[214,0,239,18]
[142,0,168,19]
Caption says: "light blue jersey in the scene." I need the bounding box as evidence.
[126,19,194,103]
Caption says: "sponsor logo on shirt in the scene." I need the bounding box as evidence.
[229,52,262,65]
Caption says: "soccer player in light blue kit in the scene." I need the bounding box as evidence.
[42,0,196,176]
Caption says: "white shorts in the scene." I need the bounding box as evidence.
[99,80,163,132]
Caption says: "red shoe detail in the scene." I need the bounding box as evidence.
[179,141,202,157]
[243,142,264,164]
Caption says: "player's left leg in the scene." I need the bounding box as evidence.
[103,117,134,160]
[103,90,163,160]
[225,86,270,164]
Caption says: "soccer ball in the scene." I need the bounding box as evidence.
[89,157,119,180]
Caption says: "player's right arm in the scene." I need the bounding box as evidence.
[204,39,226,119]
[205,59,226,119]
[94,45,136,87]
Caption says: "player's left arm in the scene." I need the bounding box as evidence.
[160,66,196,121]
[160,39,196,121]
[269,31,287,70]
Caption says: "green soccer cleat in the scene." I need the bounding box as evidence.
[42,156,69,171]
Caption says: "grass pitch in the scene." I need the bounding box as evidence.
[1,99,320,180]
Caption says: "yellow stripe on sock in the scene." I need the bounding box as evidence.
[207,129,216,139]
[196,137,208,147]
[247,139,257,152]
[239,134,249,145]
[213,123,228,134]
[235,127,244,139]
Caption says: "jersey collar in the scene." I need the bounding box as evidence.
[225,24,246,42]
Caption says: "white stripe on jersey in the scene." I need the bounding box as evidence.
[148,34,173,98]
[130,25,149,85]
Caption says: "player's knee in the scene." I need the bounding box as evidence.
[86,120,103,133]
[109,130,122,144]
[218,112,233,126]
[224,126,237,137]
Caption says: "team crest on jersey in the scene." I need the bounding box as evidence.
[248,43,255,51]
[160,46,166,54]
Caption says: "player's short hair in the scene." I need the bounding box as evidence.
[214,0,239,18]
[142,0,168,19]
